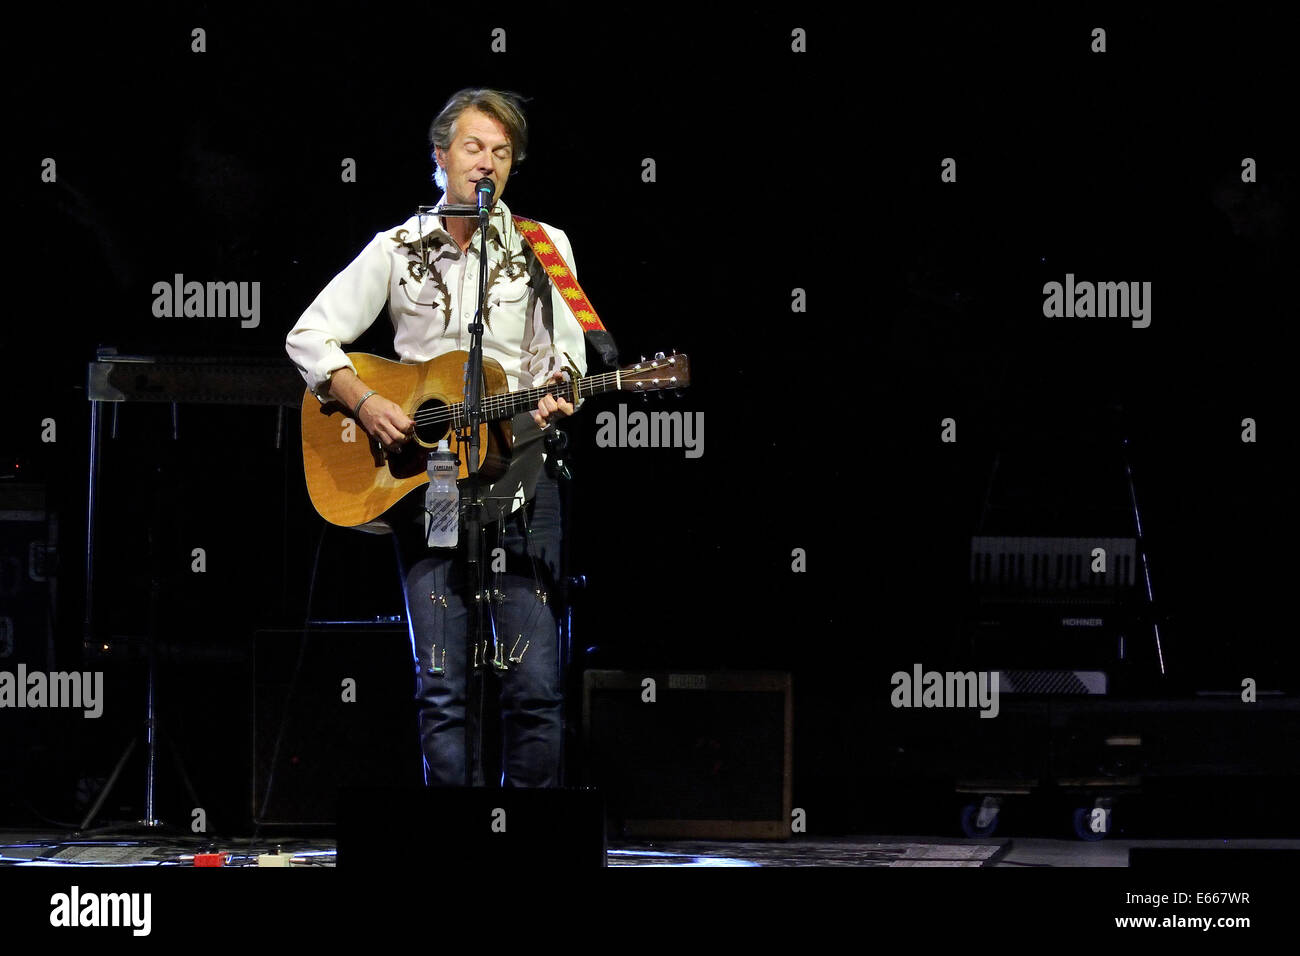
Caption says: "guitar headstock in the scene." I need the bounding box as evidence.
[618,351,690,393]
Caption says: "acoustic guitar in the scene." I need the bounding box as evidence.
[301,349,689,527]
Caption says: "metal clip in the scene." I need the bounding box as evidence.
[561,351,583,385]
[429,645,445,677]
[508,636,530,664]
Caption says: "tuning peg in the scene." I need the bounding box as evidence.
[640,354,646,362]
[654,351,665,360]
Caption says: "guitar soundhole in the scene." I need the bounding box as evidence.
[413,398,452,446]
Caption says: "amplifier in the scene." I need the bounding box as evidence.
[0,484,61,818]
[583,670,792,839]
[0,483,55,673]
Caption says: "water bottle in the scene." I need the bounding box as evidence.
[424,440,459,548]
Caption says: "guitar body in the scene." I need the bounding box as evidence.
[301,351,512,529]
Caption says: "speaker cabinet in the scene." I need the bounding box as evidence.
[583,670,792,839]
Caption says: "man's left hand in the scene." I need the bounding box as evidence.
[531,370,574,429]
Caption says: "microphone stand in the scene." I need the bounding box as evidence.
[424,192,495,786]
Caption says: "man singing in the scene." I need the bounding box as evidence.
[286,88,587,787]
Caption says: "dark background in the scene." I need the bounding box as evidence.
[2,6,1295,834]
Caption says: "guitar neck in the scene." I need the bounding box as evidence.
[447,352,689,425]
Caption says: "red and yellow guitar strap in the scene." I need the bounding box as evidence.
[511,215,608,333]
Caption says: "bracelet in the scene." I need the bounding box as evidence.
[352,390,378,419]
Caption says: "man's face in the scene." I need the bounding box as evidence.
[435,107,513,208]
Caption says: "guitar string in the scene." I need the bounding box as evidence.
[409,385,584,429]
[403,367,681,429]
[411,376,590,426]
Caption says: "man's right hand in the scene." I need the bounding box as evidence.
[328,367,414,451]
[358,394,415,451]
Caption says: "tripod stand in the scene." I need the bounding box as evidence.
[79,398,204,832]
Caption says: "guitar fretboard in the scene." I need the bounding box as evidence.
[409,355,687,432]
[451,368,631,425]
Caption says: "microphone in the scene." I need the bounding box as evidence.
[475,177,495,213]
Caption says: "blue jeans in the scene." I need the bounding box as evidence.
[395,473,564,787]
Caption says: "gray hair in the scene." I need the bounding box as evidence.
[428,88,529,191]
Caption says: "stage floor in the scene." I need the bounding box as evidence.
[3,831,1298,867]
